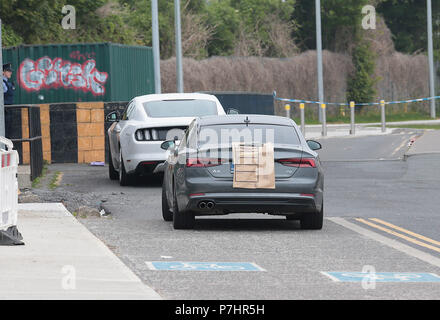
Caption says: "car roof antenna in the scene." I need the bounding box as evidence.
[244,116,250,127]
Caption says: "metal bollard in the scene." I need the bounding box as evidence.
[300,103,305,136]
[285,104,291,119]
[350,101,355,135]
[321,103,327,136]
[380,100,386,133]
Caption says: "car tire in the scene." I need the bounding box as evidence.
[300,203,323,230]
[119,152,133,186]
[108,149,118,180]
[162,179,173,222]
[172,184,194,229]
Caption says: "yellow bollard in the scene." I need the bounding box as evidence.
[321,104,327,136]
[285,104,291,119]
[350,101,355,135]
[380,100,386,133]
[300,103,305,136]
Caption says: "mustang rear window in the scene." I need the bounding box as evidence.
[143,100,218,118]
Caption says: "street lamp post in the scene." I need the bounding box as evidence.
[175,0,184,93]
[152,0,161,94]
[427,0,436,118]
[316,0,325,124]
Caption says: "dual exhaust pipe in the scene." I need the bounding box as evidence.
[198,201,215,210]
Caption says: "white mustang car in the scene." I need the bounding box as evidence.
[107,93,226,185]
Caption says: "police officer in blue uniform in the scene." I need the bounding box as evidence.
[3,63,15,105]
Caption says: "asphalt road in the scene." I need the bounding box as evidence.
[44,129,440,299]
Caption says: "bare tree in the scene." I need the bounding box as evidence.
[180,2,216,59]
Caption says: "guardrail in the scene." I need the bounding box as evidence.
[273,91,439,136]
[0,137,19,234]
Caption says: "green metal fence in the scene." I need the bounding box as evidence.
[2,43,155,104]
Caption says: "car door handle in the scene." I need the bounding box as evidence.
[114,127,121,133]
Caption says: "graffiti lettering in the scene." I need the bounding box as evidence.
[19,56,108,96]
[69,50,96,61]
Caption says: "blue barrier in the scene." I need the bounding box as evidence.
[273,91,440,107]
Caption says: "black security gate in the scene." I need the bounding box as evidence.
[5,105,43,181]
[203,92,274,115]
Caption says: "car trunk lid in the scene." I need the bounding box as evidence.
[197,144,304,180]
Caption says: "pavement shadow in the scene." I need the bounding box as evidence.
[129,173,164,187]
[193,218,302,231]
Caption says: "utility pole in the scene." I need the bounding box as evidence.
[174,0,184,93]
[315,0,325,122]
[427,0,436,118]
[0,19,5,139]
[152,0,161,94]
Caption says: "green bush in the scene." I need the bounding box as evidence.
[347,42,377,108]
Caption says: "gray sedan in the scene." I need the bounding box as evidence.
[160,115,324,230]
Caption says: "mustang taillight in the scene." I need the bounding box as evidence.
[135,129,156,141]
[277,158,316,168]
[186,158,227,167]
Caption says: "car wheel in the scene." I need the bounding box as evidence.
[108,149,118,180]
[172,183,194,229]
[119,152,133,186]
[162,179,173,222]
[300,203,323,230]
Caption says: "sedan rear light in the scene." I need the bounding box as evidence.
[186,158,227,167]
[277,158,316,168]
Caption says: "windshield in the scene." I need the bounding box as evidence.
[143,99,218,118]
[195,124,300,148]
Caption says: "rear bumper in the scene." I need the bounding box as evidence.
[123,140,167,174]
[186,193,320,215]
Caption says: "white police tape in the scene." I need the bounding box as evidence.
[0,137,19,232]
[273,91,440,107]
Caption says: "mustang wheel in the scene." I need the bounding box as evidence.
[108,149,118,180]
[119,152,132,186]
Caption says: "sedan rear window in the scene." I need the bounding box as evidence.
[143,99,218,118]
[197,124,300,147]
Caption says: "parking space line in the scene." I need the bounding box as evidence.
[370,218,440,247]
[355,218,440,254]
[145,261,266,271]
[327,217,440,269]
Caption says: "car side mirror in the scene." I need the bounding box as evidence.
[307,140,322,151]
[106,111,120,122]
[227,108,240,115]
[161,140,175,150]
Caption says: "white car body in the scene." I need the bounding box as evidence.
[107,93,226,181]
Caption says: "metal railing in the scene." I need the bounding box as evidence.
[5,105,43,181]
[275,91,438,137]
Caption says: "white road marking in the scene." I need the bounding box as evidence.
[320,271,341,282]
[327,217,440,269]
[391,138,409,156]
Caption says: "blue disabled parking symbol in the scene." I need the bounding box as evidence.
[322,272,440,283]
[146,261,266,271]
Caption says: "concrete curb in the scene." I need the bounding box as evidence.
[0,203,162,300]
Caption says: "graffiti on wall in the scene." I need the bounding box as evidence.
[19,56,109,96]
